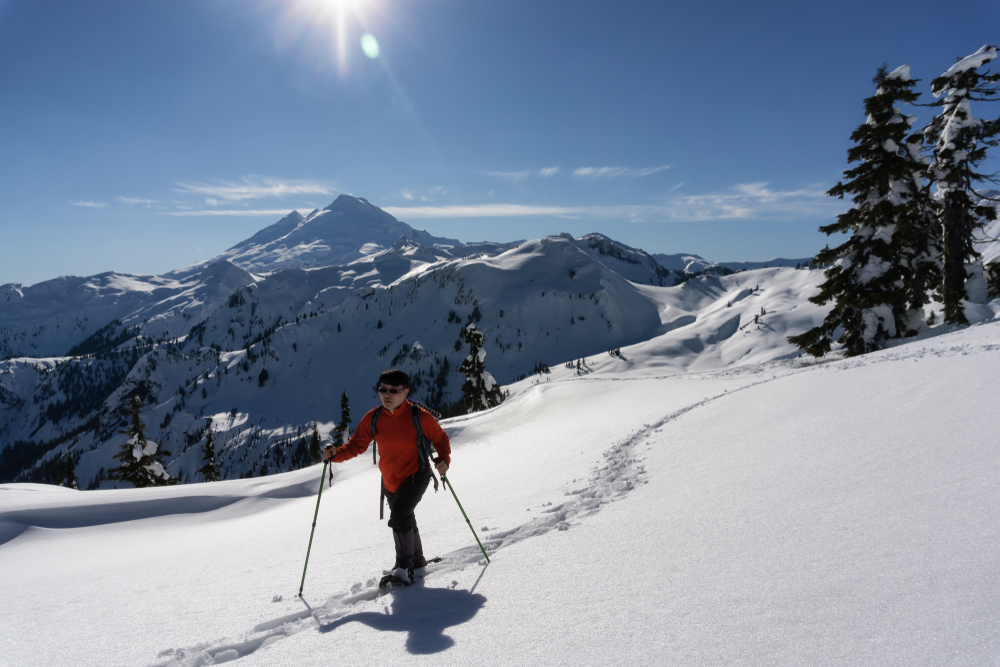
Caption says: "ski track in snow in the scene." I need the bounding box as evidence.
[146,331,997,665]
[149,374,783,667]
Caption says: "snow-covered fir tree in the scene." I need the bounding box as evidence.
[923,45,1000,324]
[331,391,351,445]
[198,426,220,482]
[308,423,322,464]
[791,64,938,357]
[108,396,176,488]
[459,323,505,413]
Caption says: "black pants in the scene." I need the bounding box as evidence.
[383,470,431,569]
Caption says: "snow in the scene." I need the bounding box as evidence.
[939,45,998,82]
[886,64,911,81]
[3,313,999,665]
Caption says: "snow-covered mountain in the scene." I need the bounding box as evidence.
[0,260,255,360]
[651,252,717,273]
[718,256,816,271]
[213,195,515,273]
[6,193,995,491]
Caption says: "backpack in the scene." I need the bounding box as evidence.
[371,401,441,519]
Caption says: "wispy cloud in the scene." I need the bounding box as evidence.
[538,167,560,177]
[574,166,670,179]
[394,186,447,202]
[164,209,305,217]
[174,177,335,202]
[384,204,584,218]
[71,201,107,208]
[116,197,158,205]
[483,170,531,183]
[385,182,838,223]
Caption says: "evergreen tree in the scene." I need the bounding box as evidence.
[790,65,938,357]
[987,260,1000,299]
[57,452,78,489]
[198,425,220,482]
[923,45,1000,324]
[331,391,351,445]
[459,323,505,413]
[108,396,176,488]
[308,422,322,464]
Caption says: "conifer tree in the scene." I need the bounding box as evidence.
[331,391,351,445]
[308,422,322,464]
[198,425,220,482]
[459,323,505,413]
[987,260,1000,299]
[790,65,938,357]
[108,396,176,488]
[922,45,1000,324]
[58,452,78,489]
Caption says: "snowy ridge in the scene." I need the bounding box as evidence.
[0,261,833,491]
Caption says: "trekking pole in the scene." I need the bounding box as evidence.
[441,474,490,563]
[297,461,329,597]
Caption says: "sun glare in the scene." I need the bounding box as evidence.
[275,0,384,78]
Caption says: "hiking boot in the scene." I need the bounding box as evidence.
[391,567,412,584]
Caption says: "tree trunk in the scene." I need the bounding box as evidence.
[940,194,969,325]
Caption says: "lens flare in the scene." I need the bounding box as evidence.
[275,0,384,78]
[360,33,380,58]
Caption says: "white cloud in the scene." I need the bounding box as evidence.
[538,167,560,177]
[175,177,335,202]
[395,186,447,202]
[164,209,306,217]
[484,170,531,183]
[384,182,838,223]
[573,166,670,179]
[71,201,107,208]
[116,197,159,205]
[384,204,584,218]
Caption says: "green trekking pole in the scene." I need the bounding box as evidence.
[441,473,490,563]
[297,461,329,597]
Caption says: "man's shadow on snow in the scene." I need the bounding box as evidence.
[318,584,487,654]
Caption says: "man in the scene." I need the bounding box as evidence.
[323,369,450,584]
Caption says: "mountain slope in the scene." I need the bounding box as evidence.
[1,318,997,666]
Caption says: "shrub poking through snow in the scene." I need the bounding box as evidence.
[108,396,177,488]
[459,324,505,413]
[791,64,939,357]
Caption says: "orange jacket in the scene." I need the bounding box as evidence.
[333,401,451,493]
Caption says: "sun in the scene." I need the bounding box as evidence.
[275,0,384,77]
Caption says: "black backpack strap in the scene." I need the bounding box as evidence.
[370,406,383,465]
[410,405,439,492]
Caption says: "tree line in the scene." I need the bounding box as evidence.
[792,46,1000,357]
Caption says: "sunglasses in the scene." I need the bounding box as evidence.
[378,386,406,395]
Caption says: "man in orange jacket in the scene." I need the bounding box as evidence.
[323,369,451,584]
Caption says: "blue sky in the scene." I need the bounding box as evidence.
[1,0,997,286]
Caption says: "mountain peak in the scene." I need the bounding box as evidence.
[325,194,374,210]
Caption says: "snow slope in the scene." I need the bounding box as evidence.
[1,317,998,666]
[0,261,255,359]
